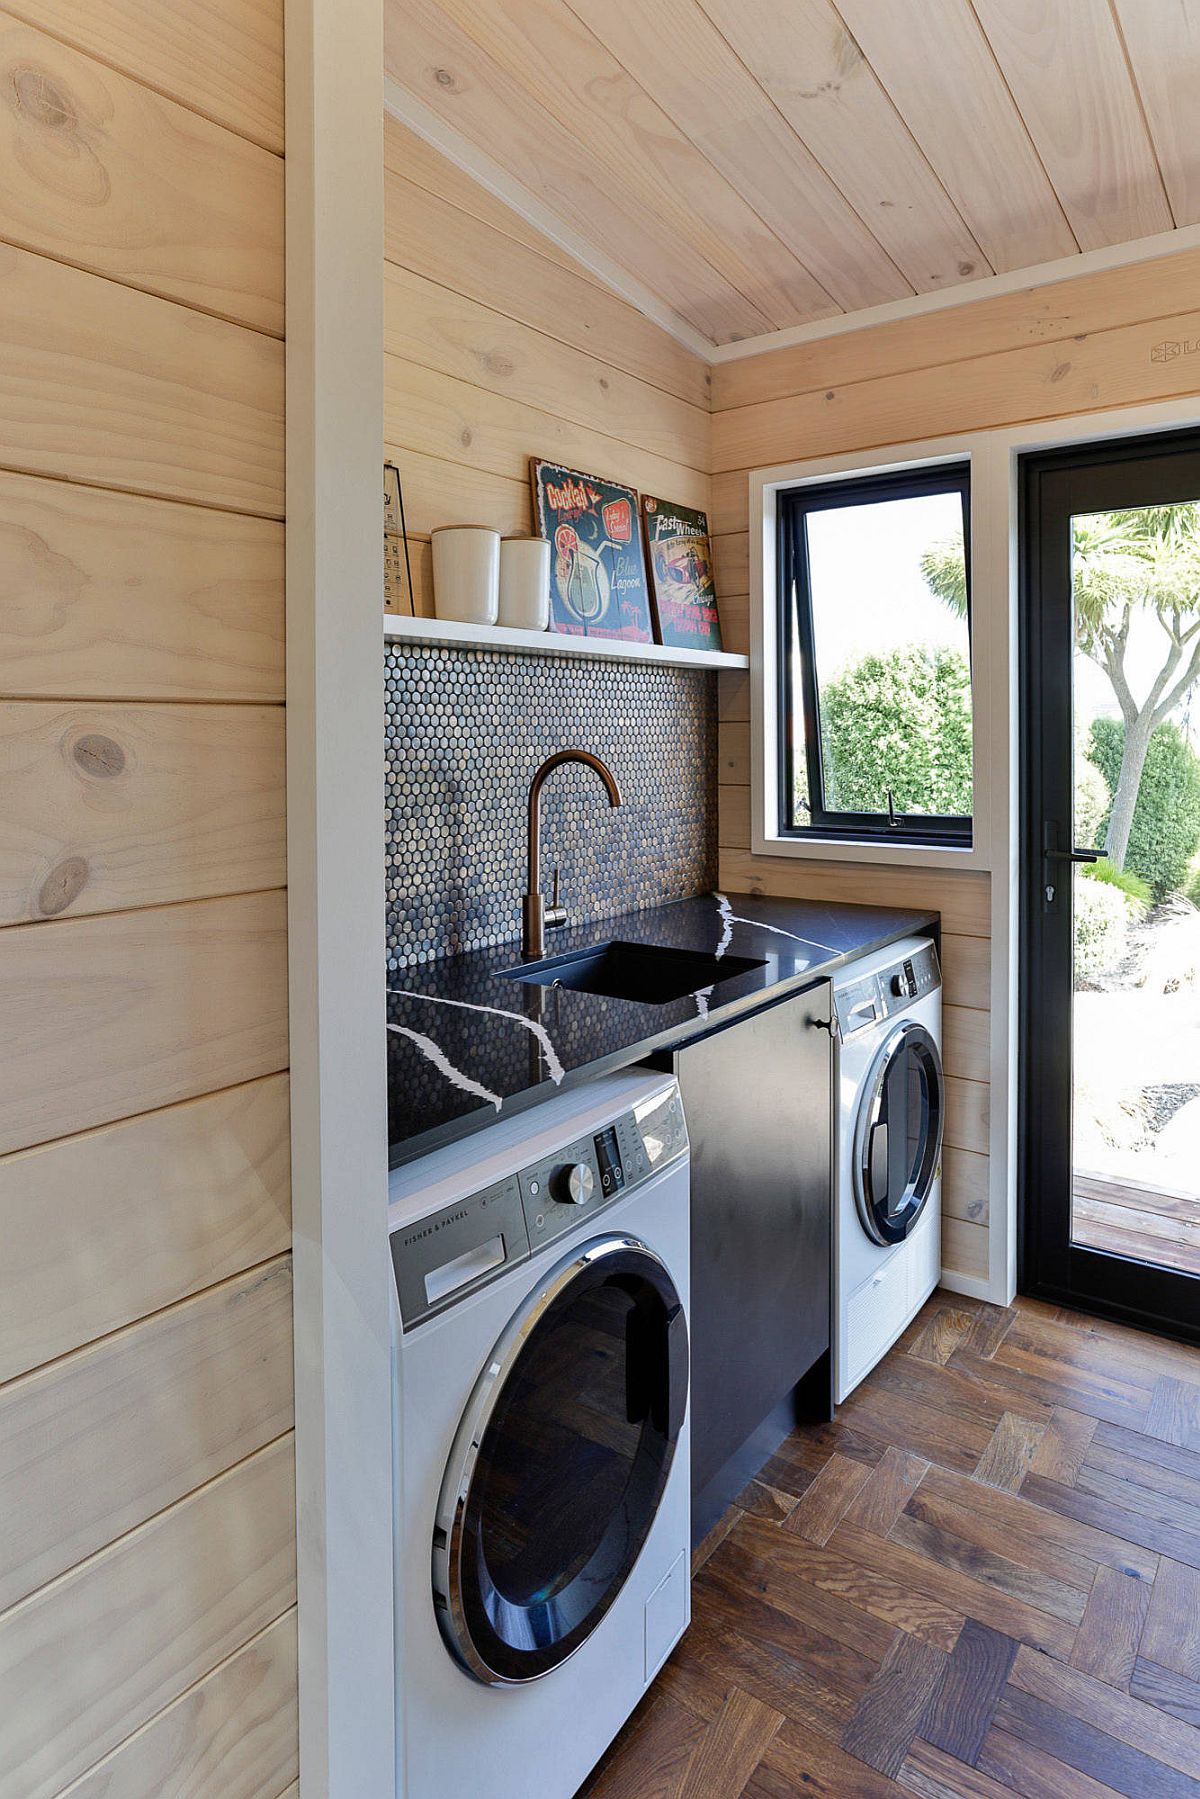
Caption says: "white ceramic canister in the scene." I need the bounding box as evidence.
[431,525,500,625]
[498,535,551,631]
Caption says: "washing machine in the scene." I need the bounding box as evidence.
[833,935,944,1403]
[390,1069,691,1799]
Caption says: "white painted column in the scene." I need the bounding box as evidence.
[285,0,395,1792]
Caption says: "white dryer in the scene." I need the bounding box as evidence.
[390,1070,691,1799]
[833,936,944,1403]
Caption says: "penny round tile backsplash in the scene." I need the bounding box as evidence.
[384,646,718,970]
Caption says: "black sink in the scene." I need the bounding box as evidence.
[500,939,767,1007]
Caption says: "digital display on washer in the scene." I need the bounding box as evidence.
[593,1125,625,1196]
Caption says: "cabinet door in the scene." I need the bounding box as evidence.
[675,980,832,1501]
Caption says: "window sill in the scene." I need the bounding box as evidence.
[751,828,990,872]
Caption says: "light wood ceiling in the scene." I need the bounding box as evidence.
[384,0,1199,349]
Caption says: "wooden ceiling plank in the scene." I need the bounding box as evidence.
[384,0,763,343]
[558,0,910,315]
[968,0,1174,250]
[696,0,991,292]
[834,0,1077,271]
[384,153,713,407]
[388,0,846,339]
[1111,0,1200,225]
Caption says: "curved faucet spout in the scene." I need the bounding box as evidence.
[523,749,623,958]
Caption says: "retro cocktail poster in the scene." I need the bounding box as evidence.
[641,496,722,652]
[530,459,654,643]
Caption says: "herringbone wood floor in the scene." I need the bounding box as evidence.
[578,1289,1200,1798]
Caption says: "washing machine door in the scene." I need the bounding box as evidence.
[852,1020,944,1246]
[434,1232,688,1686]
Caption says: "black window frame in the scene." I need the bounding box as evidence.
[777,463,974,848]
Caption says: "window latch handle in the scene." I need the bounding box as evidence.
[887,789,899,830]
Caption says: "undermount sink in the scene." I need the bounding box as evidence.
[500,939,767,1007]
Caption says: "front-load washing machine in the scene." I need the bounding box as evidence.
[390,1069,691,1799]
[833,935,944,1403]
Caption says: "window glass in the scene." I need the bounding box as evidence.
[781,469,973,845]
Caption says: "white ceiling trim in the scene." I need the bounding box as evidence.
[709,222,1200,364]
[384,77,715,362]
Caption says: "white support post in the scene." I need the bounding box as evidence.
[285,1,394,1793]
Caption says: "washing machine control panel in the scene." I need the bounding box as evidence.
[392,1088,687,1327]
[836,940,940,1038]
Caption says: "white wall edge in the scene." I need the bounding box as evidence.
[938,1269,993,1305]
[382,76,716,363]
[709,224,1200,366]
[287,1,395,1793]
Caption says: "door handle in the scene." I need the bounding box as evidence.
[1045,846,1101,864]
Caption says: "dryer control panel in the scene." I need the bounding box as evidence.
[836,939,940,1039]
[392,1085,687,1329]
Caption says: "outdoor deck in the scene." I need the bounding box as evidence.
[1073,1170,1200,1278]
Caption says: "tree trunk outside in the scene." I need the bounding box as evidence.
[1105,714,1154,868]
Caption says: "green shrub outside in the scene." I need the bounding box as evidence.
[1081,857,1152,906]
[1074,878,1138,983]
[1088,717,1200,899]
[820,646,973,817]
[1074,748,1109,849]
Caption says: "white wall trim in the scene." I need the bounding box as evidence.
[747,393,1200,1307]
[286,1,395,1793]
[709,224,1200,365]
[383,77,715,363]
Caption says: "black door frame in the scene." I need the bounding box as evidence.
[1019,425,1200,1343]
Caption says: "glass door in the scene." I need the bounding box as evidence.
[1021,429,1200,1339]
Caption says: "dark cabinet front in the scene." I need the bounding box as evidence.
[655,981,832,1528]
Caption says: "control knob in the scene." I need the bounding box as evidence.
[554,1161,595,1206]
[891,970,916,999]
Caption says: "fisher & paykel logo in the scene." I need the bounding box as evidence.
[1151,335,1200,363]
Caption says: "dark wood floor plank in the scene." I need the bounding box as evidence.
[1071,1566,1152,1689]
[953,1342,1150,1431]
[831,1520,1077,1658]
[840,1630,948,1778]
[1009,1640,1200,1780]
[1147,1377,1200,1450]
[993,1683,1199,1798]
[694,1560,881,1705]
[1140,1558,1200,1680]
[974,1411,1047,1492]
[898,1736,1021,1797]
[1076,1462,1200,1536]
[1130,1657,1200,1729]
[1030,1407,1099,1487]
[1087,1438,1200,1511]
[753,1715,907,1798]
[872,1347,1036,1435]
[977,1723,1128,1797]
[909,1306,977,1367]
[905,1479,1104,1594]
[785,1452,873,1546]
[919,1461,1157,1580]
[658,1615,854,1747]
[960,1304,1018,1363]
[677,1685,783,1799]
[889,1508,1090,1625]
[731,1477,803,1526]
[691,1503,742,1576]
[711,1512,961,1654]
[1022,1469,1200,1572]
[756,1419,885,1490]
[918,1618,1018,1765]
[1093,1419,1200,1487]
[839,1382,997,1477]
[578,1686,705,1799]
[843,1447,929,1537]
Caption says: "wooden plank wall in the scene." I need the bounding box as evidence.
[382,115,713,613]
[0,4,295,1794]
[711,247,1200,1285]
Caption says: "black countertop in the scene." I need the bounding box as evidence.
[387,891,936,1166]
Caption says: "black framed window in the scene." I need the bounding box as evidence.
[778,464,974,846]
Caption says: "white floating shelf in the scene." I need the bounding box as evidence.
[383,612,749,671]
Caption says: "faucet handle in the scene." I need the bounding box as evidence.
[545,865,567,931]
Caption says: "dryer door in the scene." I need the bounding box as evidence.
[434,1233,688,1686]
[853,1021,944,1246]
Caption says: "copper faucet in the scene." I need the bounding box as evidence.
[522,750,623,958]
